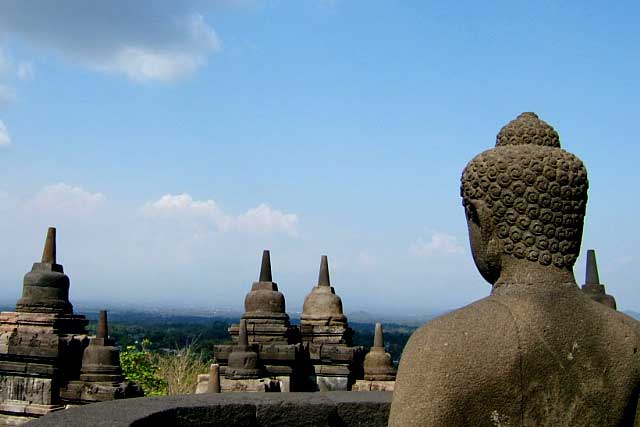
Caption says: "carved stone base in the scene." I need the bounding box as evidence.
[352,380,395,392]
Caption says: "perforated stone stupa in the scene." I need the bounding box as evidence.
[0,228,140,425]
[212,251,303,391]
[581,249,617,309]
[300,256,364,391]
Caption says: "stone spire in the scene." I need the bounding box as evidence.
[96,310,108,339]
[318,255,330,287]
[226,319,261,379]
[41,227,56,264]
[301,255,347,325]
[581,249,617,310]
[373,322,384,349]
[243,250,288,322]
[363,323,396,381]
[16,227,73,314]
[585,249,600,285]
[259,250,272,282]
[80,310,125,383]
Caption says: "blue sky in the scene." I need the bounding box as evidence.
[0,0,638,315]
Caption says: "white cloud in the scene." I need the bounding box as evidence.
[0,120,10,146]
[0,4,219,83]
[142,193,298,236]
[141,193,231,231]
[27,183,106,215]
[235,204,298,236]
[92,15,218,82]
[410,231,465,257]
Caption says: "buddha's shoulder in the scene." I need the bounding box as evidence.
[590,301,640,343]
[403,297,520,362]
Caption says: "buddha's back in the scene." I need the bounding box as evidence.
[389,113,640,426]
[390,283,640,426]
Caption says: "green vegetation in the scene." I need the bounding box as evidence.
[119,339,167,395]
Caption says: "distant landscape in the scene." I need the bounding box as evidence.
[4,302,638,366]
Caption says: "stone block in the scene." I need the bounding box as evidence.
[352,380,395,392]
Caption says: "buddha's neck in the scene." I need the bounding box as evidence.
[491,259,577,296]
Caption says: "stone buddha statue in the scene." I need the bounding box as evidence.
[389,113,640,426]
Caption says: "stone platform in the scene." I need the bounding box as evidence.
[24,392,392,427]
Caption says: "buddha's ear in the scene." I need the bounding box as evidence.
[465,199,493,233]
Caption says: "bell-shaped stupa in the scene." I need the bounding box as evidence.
[243,250,289,323]
[226,319,262,379]
[581,249,617,309]
[353,322,396,391]
[363,323,396,381]
[300,256,364,391]
[300,255,347,327]
[16,227,73,314]
[80,311,124,382]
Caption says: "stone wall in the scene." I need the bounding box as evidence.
[25,391,392,427]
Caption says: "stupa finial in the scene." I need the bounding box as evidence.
[374,322,384,349]
[96,310,108,339]
[41,227,56,264]
[318,255,330,287]
[238,319,249,349]
[585,249,600,285]
[259,250,272,282]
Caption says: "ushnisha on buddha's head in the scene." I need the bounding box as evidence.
[460,112,589,286]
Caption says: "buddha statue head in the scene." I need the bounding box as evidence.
[461,112,588,286]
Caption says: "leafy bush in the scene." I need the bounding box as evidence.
[119,339,167,396]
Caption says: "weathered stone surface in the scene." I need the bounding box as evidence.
[351,380,394,392]
[207,364,221,394]
[25,392,393,427]
[581,249,617,309]
[389,112,640,426]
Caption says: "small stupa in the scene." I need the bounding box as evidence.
[63,311,142,402]
[226,319,262,380]
[79,311,125,382]
[300,256,364,391]
[581,249,617,310]
[353,322,396,391]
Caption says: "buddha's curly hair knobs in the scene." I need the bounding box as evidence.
[461,113,588,269]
